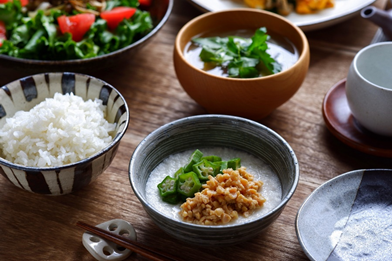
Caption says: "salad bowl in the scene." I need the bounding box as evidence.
[0,0,173,73]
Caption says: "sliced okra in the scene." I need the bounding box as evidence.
[177,172,202,197]
[183,149,203,172]
[228,158,241,170]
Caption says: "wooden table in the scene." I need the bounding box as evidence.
[1,0,392,260]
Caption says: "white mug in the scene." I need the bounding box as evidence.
[346,42,392,136]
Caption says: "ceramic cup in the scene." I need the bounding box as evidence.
[346,42,392,136]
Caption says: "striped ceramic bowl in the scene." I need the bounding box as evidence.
[0,72,129,195]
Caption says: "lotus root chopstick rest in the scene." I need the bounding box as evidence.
[82,219,137,261]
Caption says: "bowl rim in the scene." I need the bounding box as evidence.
[129,114,300,230]
[352,41,392,92]
[0,72,130,171]
[174,8,309,81]
[0,0,174,65]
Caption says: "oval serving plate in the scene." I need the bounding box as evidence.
[187,0,376,32]
[295,169,392,261]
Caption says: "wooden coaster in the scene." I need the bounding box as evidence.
[322,79,392,158]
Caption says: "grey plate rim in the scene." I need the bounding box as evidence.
[295,168,392,261]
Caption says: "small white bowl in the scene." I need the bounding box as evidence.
[346,42,392,136]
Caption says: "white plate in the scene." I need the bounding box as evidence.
[295,169,392,261]
[187,0,376,31]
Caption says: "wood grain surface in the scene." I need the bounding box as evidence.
[1,0,392,260]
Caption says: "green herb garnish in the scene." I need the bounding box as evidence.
[192,27,282,78]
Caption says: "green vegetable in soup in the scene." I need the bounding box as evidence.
[192,27,282,78]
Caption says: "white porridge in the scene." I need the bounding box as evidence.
[146,147,282,226]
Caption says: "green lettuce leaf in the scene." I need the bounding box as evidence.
[0,1,23,30]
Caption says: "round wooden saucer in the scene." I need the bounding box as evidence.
[322,79,392,158]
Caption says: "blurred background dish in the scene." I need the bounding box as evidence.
[129,114,299,246]
[186,0,376,31]
[173,9,309,120]
[0,72,129,195]
[0,0,173,74]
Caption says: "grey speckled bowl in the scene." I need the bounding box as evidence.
[0,72,129,195]
[129,114,299,246]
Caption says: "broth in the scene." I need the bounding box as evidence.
[184,28,299,78]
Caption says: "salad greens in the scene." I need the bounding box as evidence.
[0,0,153,60]
[192,27,282,78]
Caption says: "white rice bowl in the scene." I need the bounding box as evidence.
[0,92,116,168]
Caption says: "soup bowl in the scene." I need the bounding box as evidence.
[173,9,310,120]
[0,72,129,195]
[129,114,299,246]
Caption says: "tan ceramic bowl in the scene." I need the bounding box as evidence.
[173,9,310,120]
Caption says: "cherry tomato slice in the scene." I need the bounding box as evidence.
[0,21,6,47]
[57,14,95,42]
[138,0,151,6]
[100,7,136,31]
[0,0,28,6]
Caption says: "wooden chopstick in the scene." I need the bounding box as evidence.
[76,221,183,261]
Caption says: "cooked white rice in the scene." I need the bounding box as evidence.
[0,92,116,167]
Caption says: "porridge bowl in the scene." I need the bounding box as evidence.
[129,114,299,246]
[0,72,129,195]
